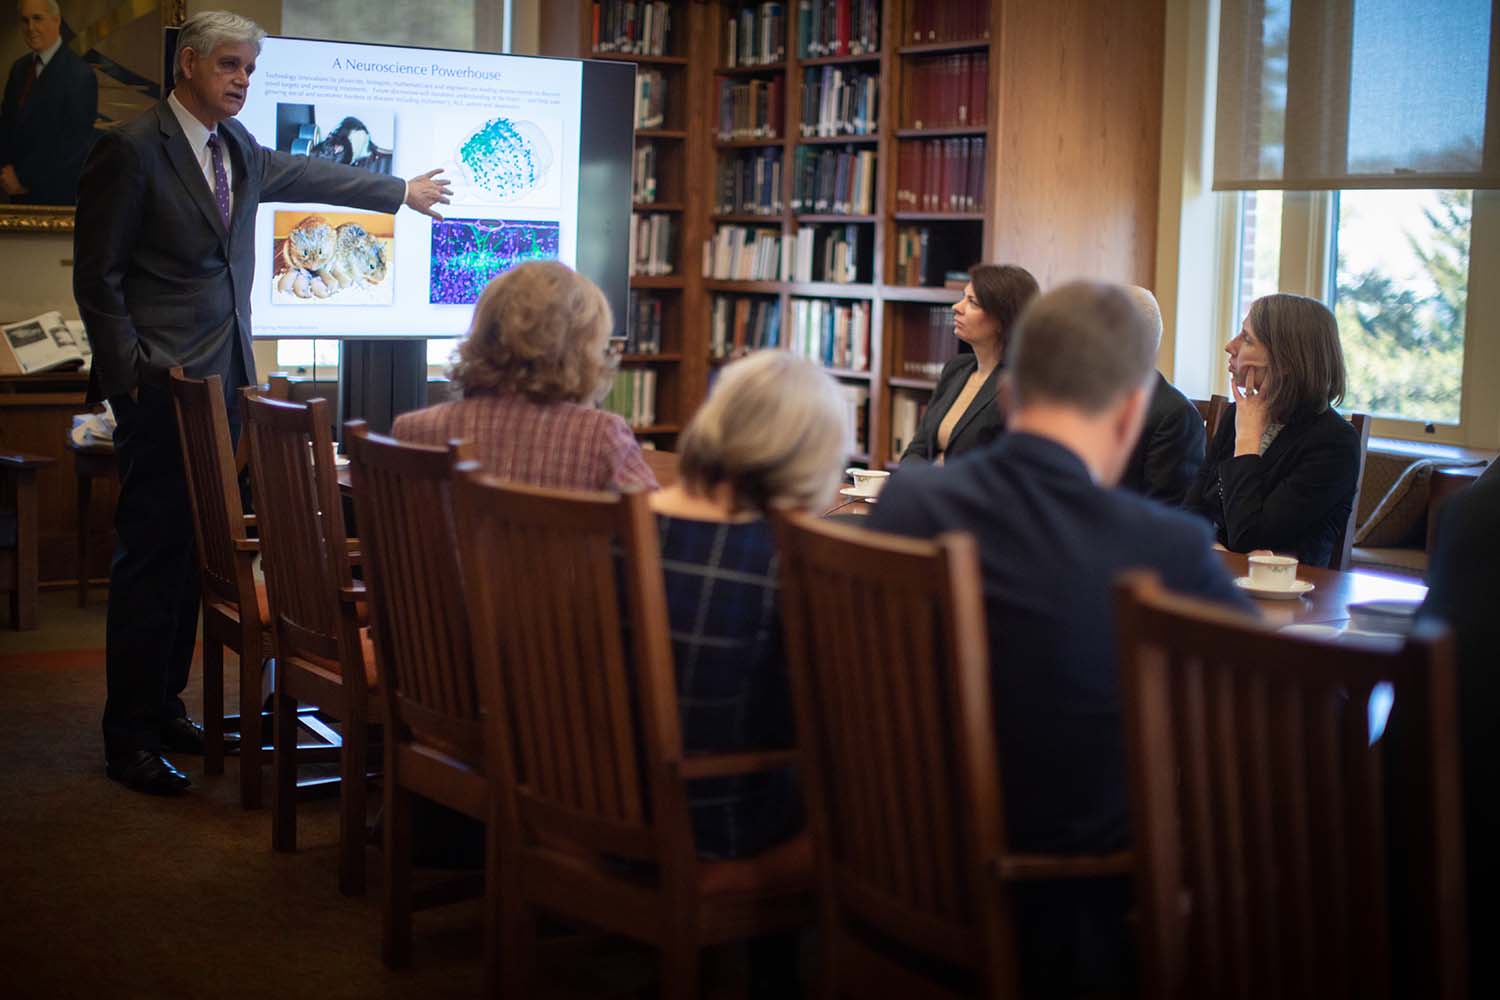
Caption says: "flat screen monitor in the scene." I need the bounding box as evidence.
[165,32,635,340]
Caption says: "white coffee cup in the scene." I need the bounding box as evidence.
[1248,554,1298,590]
[846,467,890,497]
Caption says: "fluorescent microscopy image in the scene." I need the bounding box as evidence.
[430,218,561,305]
[459,118,554,200]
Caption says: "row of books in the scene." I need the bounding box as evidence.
[788,298,871,372]
[703,223,874,284]
[904,54,988,130]
[592,1,673,55]
[633,142,660,204]
[716,77,784,141]
[703,225,784,281]
[798,0,880,57]
[724,2,786,67]
[894,137,986,213]
[710,294,781,358]
[601,368,659,430]
[892,226,981,288]
[799,66,878,137]
[623,291,665,354]
[787,223,869,284]
[791,145,876,215]
[907,4,988,44]
[841,383,871,456]
[888,389,930,458]
[715,148,783,216]
[896,306,960,378]
[630,212,675,276]
[635,69,667,129]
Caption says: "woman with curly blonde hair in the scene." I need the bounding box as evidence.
[392,261,656,491]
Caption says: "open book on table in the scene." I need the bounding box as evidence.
[0,311,91,375]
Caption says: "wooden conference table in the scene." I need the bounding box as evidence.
[336,452,1425,629]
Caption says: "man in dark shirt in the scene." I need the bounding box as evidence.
[869,281,1253,992]
[1118,285,1206,506]
[1417,460,1499,996]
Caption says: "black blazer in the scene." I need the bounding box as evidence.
[899,353,1004,464]
[871,433,1251,855]
[73,102,406,402]
[0,44,97,205]
[1417,461,1499,995]
[1120,371,1206,506]
[1184,403,1361,567]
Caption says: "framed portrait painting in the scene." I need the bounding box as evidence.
[0,0,185,232]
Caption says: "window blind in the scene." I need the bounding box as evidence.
[1214,0,1498,191]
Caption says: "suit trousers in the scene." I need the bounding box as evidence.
[100,353,248,758]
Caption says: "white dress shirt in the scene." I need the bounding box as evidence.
[35,36,62,70]
[166,90,235,219]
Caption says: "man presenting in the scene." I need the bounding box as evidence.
[73,11,450,795]
[0,0,97,204]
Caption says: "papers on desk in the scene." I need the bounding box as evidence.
[0,311,91,375]
[71,402,115,447]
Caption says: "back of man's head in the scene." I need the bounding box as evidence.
[1009,281,1156,415]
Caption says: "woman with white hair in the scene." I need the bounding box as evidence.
[650,349,850,860]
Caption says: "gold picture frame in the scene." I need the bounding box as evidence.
[0,1,186,233]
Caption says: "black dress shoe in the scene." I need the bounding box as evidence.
[161,716,240,756]
[106,751,191,795]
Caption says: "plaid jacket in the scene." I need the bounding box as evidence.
[392,392,658,492]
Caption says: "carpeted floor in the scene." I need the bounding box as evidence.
[0,591,748,1000]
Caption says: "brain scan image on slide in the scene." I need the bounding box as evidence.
[429,218,561,305]
[435,115,561,207]
[272,212,397,305]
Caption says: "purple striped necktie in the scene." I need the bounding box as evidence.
[206,133,230,229]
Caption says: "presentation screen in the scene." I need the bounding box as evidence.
[211,36,634,339]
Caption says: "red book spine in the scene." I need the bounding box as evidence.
[974,54,987,126]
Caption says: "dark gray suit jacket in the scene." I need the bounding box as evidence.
[1120,371,1206,507]
[74,102,405,402]
[898,353,1004,464]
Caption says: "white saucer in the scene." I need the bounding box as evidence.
[839,486,880,502]
[333,455,350,468]
[1234,576,1314,600]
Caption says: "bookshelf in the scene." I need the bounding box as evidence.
[543,0,1166,467]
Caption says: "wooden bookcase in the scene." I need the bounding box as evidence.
[542,0,1166,467]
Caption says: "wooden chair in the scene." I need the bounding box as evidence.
[343,423,492,984]
[243,392,376,896]
[169,368,267,794]
[1115,571,1466,1000]
[1334,412,1372,571]
[1192,394,1229,443]
[773,512,1131,998]
[451,476,812,1000]
[0,449,53,629]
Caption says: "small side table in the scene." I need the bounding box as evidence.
[67,440,117,608]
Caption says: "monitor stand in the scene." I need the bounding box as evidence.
[337,339,427,438]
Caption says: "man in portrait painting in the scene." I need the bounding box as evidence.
[0,0,98,205]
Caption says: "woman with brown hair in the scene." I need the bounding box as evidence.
[1184,292,1361,567]
[899,263,1040,464]
[392,261,657,491]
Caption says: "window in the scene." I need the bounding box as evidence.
[274,0,510,375]
[1333,190,1471,427]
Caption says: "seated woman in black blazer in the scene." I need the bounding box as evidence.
[1184,293,1362,567]
[899,263,1039,464]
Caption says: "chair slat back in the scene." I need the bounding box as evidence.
[244,394,350,663]
[345,423,480,762]
[1116,573,1466,1000]
[1193,394,1230,443]
[169,368,247,610]
[451,473,683,863]
[1336,412,1372,571]
[775,513,1007,975]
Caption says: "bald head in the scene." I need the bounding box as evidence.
[1122,285,1163,352]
